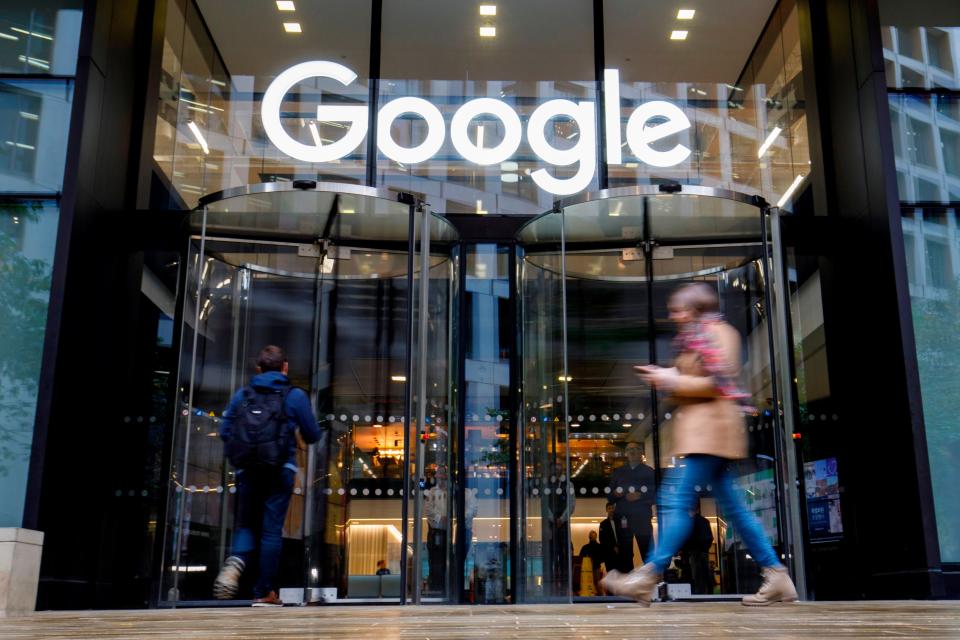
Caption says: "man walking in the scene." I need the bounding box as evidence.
[213,345,322,606]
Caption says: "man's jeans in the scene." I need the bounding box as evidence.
[231,466,295,598]
[648,454,780,574]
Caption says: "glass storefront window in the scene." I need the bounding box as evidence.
[379,0,596,214]
[0,79,73,194]
[605,0,809,208]
[0,2,82,76]
[0,199,59,526]
[153,0,372,208]
[882,2,960,562]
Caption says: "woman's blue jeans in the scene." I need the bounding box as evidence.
[648,454,781,574]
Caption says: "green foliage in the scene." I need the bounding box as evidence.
[0,202,54,478]
[912,278,960,561]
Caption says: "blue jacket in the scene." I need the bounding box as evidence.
[220,371,323,471]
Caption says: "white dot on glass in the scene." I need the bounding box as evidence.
[349,488,357,496]
[326,414,334,421]
[639,413,645,420]
[496,488,503,495]
[324,488,333,495]
[578,415,584,422]
[706,485,712,492]
[628,486,635,493]
[664,412,672,420]
[613,414,620,420]
[544,488,551,495]
[820,414,827,421]
[533,488,539,496]
[229,486,236,494]
[580,487,586,494]
[375,488,382,496]
[362,488,369,496]
[389,415,396,422]
[592,487,599,494]
[387,489,394,496]
[695,485,702,492]
[640,486,648,493]
[484,414,491,421]
[338,488,345,495]
[625,413,633,420]
[589,415,596,422]
[484,488,492,495]
[340,414,347,422]
[352,415,360,422]
[603,487,611,494]
[496,415,503,422]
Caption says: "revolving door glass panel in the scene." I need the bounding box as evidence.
[161,185,460,605]
[518,188,796,600]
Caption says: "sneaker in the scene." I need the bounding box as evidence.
[212,556,245,600]
[251,590,284,607]
[741,566,799,606]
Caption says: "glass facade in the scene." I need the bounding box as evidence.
[0,0,81,529]
[23,0,960,610]
[880,2,960,563]
[140,0,816,605]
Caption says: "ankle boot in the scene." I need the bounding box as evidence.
[741,566,799,606]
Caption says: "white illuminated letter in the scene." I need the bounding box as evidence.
[604,69,622,165]
[261,61,368,163]
[377,97,445,164]
[625,101,692,168]
[526,99,597,196]
[450,98,522,165]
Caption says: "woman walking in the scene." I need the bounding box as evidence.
[601,282,798,606]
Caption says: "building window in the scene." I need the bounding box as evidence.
[0,200,59,526]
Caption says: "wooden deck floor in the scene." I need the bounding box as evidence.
[1,602,958,639]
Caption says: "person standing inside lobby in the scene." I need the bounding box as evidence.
[602,283,798,606]
[606,439,656,570]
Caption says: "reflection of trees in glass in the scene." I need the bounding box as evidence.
[0,202,52,477]
[912,279,960,561]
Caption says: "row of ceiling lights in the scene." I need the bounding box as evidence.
[670,8,696,41]
[479,4,497,38]
[276,0,302,34]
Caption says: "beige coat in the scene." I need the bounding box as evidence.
[668,321,748,460]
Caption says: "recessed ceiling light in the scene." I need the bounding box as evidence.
[479,25,496,37]
[677,9,695,19]
[479,4,497,16]
[283,22,302,33]
[276,0,295,10]
[670,30,688,40]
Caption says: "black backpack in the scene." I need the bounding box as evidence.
[225,385,292,469]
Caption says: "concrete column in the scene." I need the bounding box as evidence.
[0,529,44,617]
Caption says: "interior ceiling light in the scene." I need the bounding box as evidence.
[479,4,497,16]
[283,22,302,33]
[677,9,696,19]
[670,30,688,40]
[777,174,806,208]
[276,0,295,10]
[757,126,783,158]
[479,26,496,37]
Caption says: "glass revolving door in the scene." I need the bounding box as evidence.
[517,186,801,601]
[160,183,460,605]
